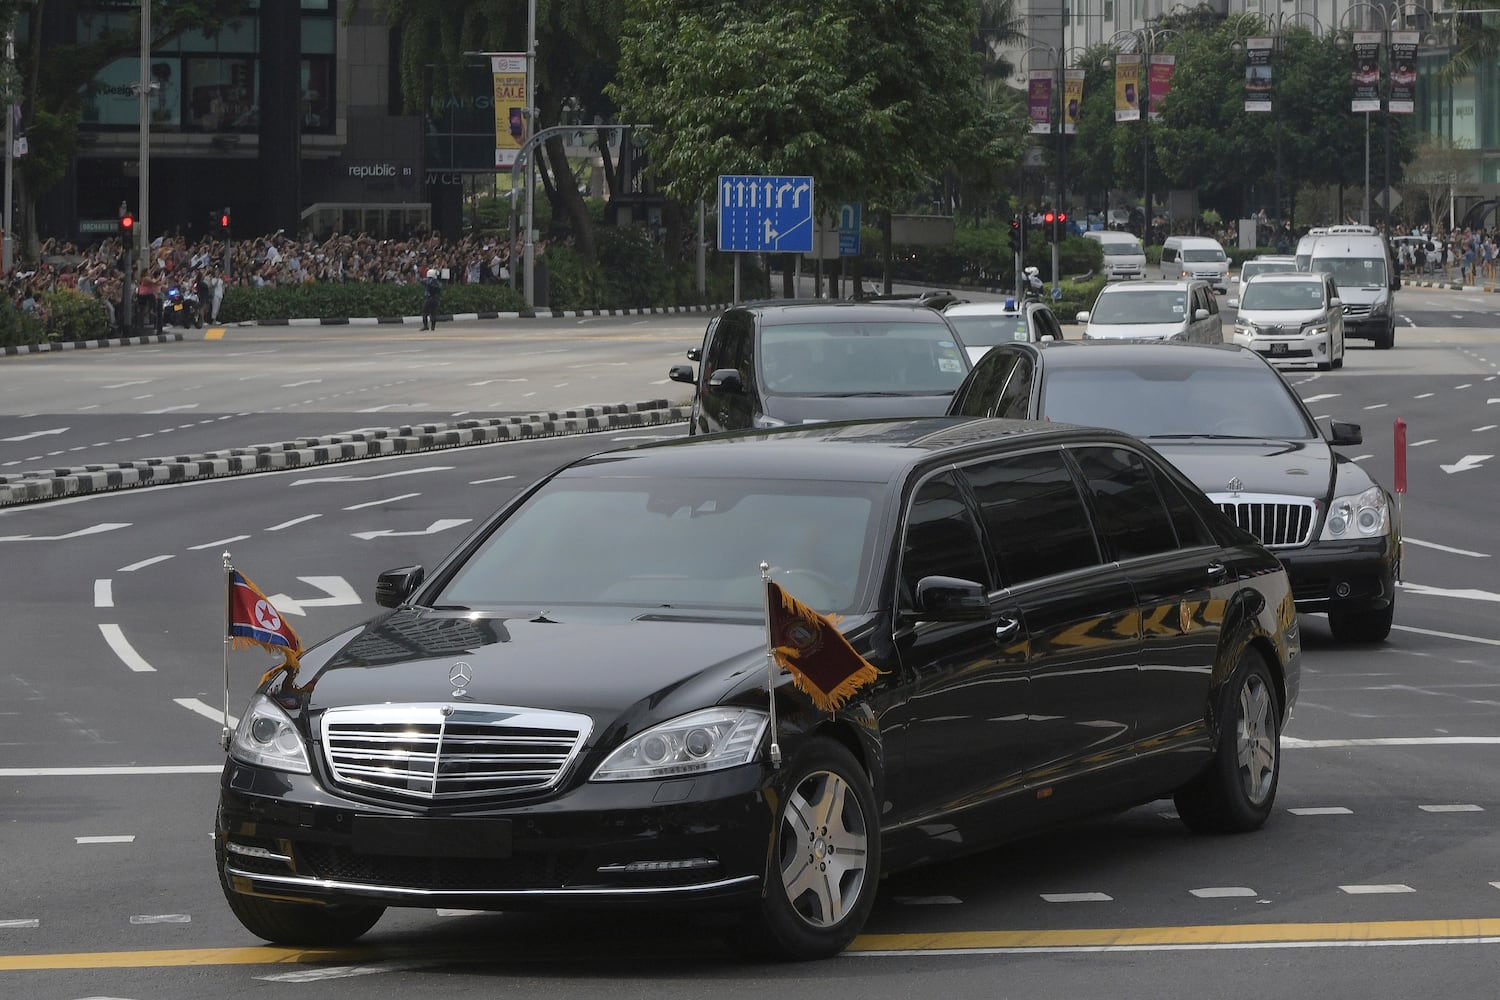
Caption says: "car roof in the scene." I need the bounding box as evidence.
[729,299,953,325]
[1096,279,1202,293]
[567,417,1139,484]
[943,300,1030,316]
[1020,340,1263,369]
[1244,272,1325,282]
[1246,255,1296,263]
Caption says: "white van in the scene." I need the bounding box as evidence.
[1294,227,1329,271]
[1159,236,1229,291]
[1084,231,1147,280]
[1307,225,1398,349]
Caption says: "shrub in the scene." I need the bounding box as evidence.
[41,288,111,342]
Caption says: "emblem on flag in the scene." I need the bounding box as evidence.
[228,569,303,685]
[766,579,882,712]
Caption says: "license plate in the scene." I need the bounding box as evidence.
[352,816,513,858]
[1270,342,1289,355]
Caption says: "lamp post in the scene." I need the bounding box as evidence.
[1337,2,1421,233]
[1107,27,1175,242]
[1017,42,1072,295]
[136,0,150,270]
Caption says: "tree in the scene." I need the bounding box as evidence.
[1403,137,1474,229]
[1438,1,1500,84]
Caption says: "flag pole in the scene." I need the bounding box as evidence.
[221,551,233,752]
[760,561,782,769]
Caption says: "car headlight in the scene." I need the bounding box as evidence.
[591,708,768,781]
[1302,324,1329,337]
[229,694,311,774]
[1369,300,1391,316]
[1321,485,1390,539]
[1234,323,1253,337]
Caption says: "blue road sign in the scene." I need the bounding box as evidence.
[718,175,814,253]
[837,201,861,257]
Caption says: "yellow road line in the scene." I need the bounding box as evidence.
[204,328,226,340]
[5,919,1500,970]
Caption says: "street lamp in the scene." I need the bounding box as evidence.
[1016,41,1084,296]
[1106,26,1175,243]
[1337,1,1421,232]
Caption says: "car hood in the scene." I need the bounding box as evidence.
[1085,322,1186,341]
[766,391,958,423]
[294,609,773,735]
[1147,438,1337,499]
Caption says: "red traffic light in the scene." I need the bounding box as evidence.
[1043,212,1056,224]
[120,214,135,231]
[219,214,230,229]
[1057,212,1068,223]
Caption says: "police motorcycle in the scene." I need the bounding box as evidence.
[162,282,202,329]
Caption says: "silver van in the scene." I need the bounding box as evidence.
[1083,231,1148,280]
[1160,236,1229,291]
[1077,279,1223,344]
[1307,225,1398,349]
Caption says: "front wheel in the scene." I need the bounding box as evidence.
[1328,599,1394,643]
[217,838,384,945]
[1175,648,1281,834]
[734,740,880,961]
[1375,322,1395,350]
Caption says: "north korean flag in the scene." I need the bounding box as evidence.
[228,570,303,669]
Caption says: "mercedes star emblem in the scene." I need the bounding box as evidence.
[449,660,473,697]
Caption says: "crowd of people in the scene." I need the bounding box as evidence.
[4,229,527,333]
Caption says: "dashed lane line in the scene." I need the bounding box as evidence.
[98,624,155,672]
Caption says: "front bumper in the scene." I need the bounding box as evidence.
[1278,535,1399,612]
[217,760,772,911]
[1233,331,1333,364]
[1343,315,1390,339]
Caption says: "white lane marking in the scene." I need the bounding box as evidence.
[0,765,221,777]
[1340,884,1415,895]
[1364,403,1389,410]
[175,698,238,728]
[1190,887,1258,898]
[1400,582,1500,602]
[1415,392,1435,399]
[103,380,151,389]
[267,514,321,531]
[142,404,200,415]
[1403,538,1490,557]
[75,836,136,845]
[187,535,250,550]
[281,379,324,388]
[1410,438,1438,447]
[1456,383,1473,389]
[894,896,963,905]
[469,475,516,485]
[257,963,427,983]
[1392,624,1500,647]
[1041,892,1113,903]
[1475,424,1498,432]
[98,624,155,672]
[0,919,39,928]
[1419,804,1483,812]
[265,576,360,616]
[94,579,113,608]
[353,518,471,541]
[292,466,452,485]
[1287,806,1354,814]
[343,493,421,511]
[0,523,131,543]
[129,914,190,924]
[1,426,69,442]
[119,554,173,572]
[1303,393,1341,403]
[1287,736,1500,748]
[1440,454,1492,474]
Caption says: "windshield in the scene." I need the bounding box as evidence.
[945,314,1030,347]
[1182,248,1227,263]
[1100,242,1144,257]
[759,322,968,394]
[436,476,882,614]
[1312,256,1387,287]
[1240,261,1296,282]
[1040,365,1315,439]
[1239,281,1327,311]
[1090,290,1191,324]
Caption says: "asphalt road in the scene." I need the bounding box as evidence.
[2,288,1499,998]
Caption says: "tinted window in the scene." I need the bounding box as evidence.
[1239,281,1329,310]
[962,450,1100,586]
[1070,447,1179,561]
[945,313,1030,347]
[900,471,990,602]
[950,350,1018,418]
[1311,255,1388,287]
[1150,464,1215,548]
[757,320,967,395]
[706,311,754,384]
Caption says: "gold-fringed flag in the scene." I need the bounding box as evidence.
[228,569,303,686]
[766,580,881,712]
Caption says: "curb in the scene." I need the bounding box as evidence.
[246,302,730,327]
[2,332,186,356]
[0,400,689,507]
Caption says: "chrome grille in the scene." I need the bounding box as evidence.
[1208,493,1317,549]
[321,704,592,804]
[1342,303,1371,317]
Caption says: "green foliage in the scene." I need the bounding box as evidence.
[1054,273,1108,323]
[0,296,31,346]
[216,282,526,323]
[41,288,110,342]
[540,244,608,311]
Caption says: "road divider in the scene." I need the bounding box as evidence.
[0,400,689,507]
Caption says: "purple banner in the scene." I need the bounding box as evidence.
[1389,31,1418,113]
[1028,70,1052,134]
[1351,32,1382,113]
[1147,54,1175,120]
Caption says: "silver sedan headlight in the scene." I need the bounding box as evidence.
[1301,323,1329,338]
[1321,485,1390,539]
[591,708,768,781]
[229,694,312,774]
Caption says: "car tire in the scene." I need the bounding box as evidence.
[1174,648,1280,835]
[731,740,880,961]
[1327,600,1394,643]
[217,838,384,945]
[1375,323,1395,350]
[1317,358,1333,371]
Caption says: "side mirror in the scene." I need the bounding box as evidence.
[1328,420,1363,446]
[375,565,425,608]
[668,364,696,385]
[1194,308,1209,321]
[1076,310,1091,324]
[907,575,990,622]
[707,368,745,393]
[1329,297,1342,307]
[1226,297,1239,309]
[686,348,702,362]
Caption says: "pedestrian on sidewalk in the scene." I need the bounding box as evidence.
[420,267,442,330]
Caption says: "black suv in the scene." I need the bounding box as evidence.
[668,300,971,434]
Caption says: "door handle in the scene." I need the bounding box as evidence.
[994,616,1021,642]
[1206,561,1228,579]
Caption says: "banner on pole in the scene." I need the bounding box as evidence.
[1351,32,1382,112]
[1028,70,1053,134]
[1147,54,1175,120]
[1114,54,1141,122]
[1244,37,1273,113]
[491,53,527,168]
[1389,31,1418,114]
[1063,70,1085,134]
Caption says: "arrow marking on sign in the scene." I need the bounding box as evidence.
[2,427,69,442]
[266,576,361,616]
[292,466,452,486]
[352,518,471,541]
[0,522,131,542]
[1439,454,1492,474]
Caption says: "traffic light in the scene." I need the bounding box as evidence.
[220,206,231,233]
[1055,211,1068,240]
[1008,216,1021,254]
[119,209,135,236]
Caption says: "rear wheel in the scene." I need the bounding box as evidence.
[1328,600,1394,643]
[1175,648,1280,834]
